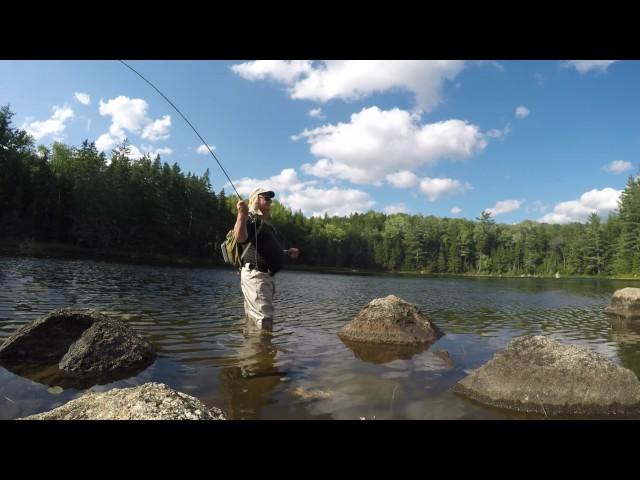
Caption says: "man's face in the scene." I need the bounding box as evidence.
[258,194,272,213]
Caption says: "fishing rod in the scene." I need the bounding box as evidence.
[120,60,269,263]
[118,60,243,200]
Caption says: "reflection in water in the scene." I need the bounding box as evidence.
[339,337,435,364]
[610,317,640,374]
[217,319,283,419]
[0,362,114,390]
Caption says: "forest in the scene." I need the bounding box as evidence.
[2,104,640,276]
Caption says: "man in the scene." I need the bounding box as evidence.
[234,187,299,328]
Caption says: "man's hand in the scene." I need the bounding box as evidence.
[237,200,248,219]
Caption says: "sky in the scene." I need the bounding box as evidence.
[1,59,638,223]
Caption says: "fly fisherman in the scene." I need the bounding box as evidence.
[234,188,299,329]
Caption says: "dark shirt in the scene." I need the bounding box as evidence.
[242,218,284,274]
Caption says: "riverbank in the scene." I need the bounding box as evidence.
[0,240,219,269]
[3,240,640,280]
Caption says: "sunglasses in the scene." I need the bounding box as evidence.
[259,196,273,202]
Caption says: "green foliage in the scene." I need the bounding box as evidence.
[2,104,640,275]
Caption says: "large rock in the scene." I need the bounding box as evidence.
[0,308,156,388]
[338,295,442,345]
[59,319,155,378]
[454,335,640,416]
[21,383,226,420]
[0,308,100,364]
[606,288,640,319]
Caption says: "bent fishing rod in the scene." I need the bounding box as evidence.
[118,60,243,201]
[119,60,278,257]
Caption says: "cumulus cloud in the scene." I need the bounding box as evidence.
[141,115,171,141]
[386,170,419,188]
[486,199,522,216]
[515,105,530,119]
[297,106,487,185]
[280,186,375,217]
[140,145,173,158]
[24,105,74,140]
[563,61,617,74]
[308,108,324,119]
[231,60,313,84]
[231,168,312,197]
[228,168,373,217]
[74,92,90,105]
[385,203,409,215]
[232,60,465,111]
[538,187,621,224]
[419,177,472,201]
[196,144,216,154]
[604,160,633,174]
[451,207,462,214]
[95,96,171,152]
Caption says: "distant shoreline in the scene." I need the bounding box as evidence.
[2,240,640,281]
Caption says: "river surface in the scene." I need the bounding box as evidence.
[1,256,639,420]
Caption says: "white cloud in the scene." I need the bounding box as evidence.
[140,145,173,158]
[486,124,511,140]
[228,168,372,217]
[232,60,465,111]
[95,133,120,152]
[486,199,522,216]
[386,170,419,188]
[515,105,530,119]
[99,96,149,135]
[24,105,74,140]
[419,177,472,202]
[604,160,633,174]
[231,168,314,197]
[74,92,90,105]
[280,186,375,217]
[308,108,324,118]
[564,60,617,74]
[96,96,171,152]
[141,115,171,141]
[297,106,487,185]
[196,144,216,154]
[231,60,313,84]
[385,203,409,215]
[539,187,621,224]
[451,207,462,214]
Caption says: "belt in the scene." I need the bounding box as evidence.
[245,263,274,276]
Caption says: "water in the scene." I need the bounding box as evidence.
[1,256,639,420]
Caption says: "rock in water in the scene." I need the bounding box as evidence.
[454,335,640,416]
[338,295,441,345]
[21,383,226,420]
[606,288,640,319]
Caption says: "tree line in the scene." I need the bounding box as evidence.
[2,105,640,275]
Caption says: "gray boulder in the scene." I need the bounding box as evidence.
[454,335,640,416]
[606,288,640,319]
[338,295,442,345]
[21,382,226,420]
[0,308,101,364]
[0,308,155,387]
[59,318,155,378]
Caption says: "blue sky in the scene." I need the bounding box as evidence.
[1,60,638,223]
